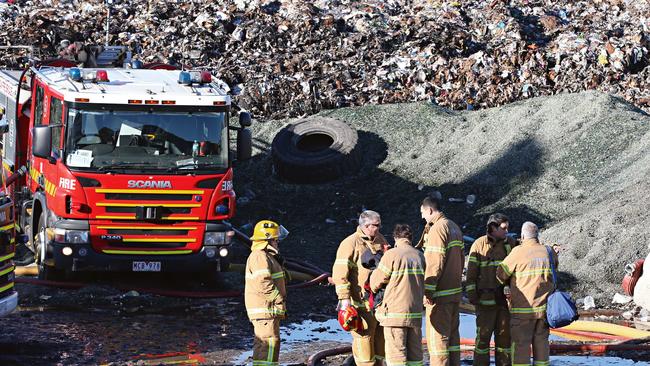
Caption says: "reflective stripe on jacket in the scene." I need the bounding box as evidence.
[417,212,464,303]
[496,238,558,319]
[466,234,517,306]
[370,238,426,327]
[332,227,388,310]
[245,246,287,320]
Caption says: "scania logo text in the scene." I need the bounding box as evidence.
[127,180,172,189]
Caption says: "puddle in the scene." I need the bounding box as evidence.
[549,356,648,365]
[282,318,352,345]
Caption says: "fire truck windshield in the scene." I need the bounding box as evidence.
[64,108,228,173]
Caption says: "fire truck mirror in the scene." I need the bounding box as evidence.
[32,125,53,161]
[237,127,252,161]
[0,107,6,134]
[239,111,252,127]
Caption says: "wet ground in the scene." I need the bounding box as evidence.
[4,273,650,365]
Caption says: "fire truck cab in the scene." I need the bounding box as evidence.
[0,59,252,281]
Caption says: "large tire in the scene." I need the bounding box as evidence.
[271,117,361,183]
[35,214,64,281]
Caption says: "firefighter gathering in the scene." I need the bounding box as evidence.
[244,196,563,366]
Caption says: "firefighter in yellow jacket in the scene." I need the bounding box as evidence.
[466,213,517,366]
[370,224,425,366]
[496,221,557,366]
[417,196,464,366]
[245,220,289,366]
[332,210,389,366]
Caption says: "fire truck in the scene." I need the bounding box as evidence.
[0,48,252,281]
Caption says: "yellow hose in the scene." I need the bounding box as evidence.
[15,266,38,276]
[561,320,650,339]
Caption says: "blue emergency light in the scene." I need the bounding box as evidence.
[69,68,82,81]
[178,71,192,85]
[131,60,143,69]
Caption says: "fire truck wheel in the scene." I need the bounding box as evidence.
[35,213,65,281]
[271,117,361,183]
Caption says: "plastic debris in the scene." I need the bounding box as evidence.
[612,293,633,305]
[582,295,596,310]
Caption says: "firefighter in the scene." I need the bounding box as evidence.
[466,213,517,366]
[370,224,425,366]
[332,210,389,366]
[417,196,464,366]
[496,221,557,366]
[245,220,290,366]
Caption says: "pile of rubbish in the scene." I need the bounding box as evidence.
[0,0,648,119]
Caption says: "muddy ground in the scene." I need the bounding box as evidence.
[4,91,650,365]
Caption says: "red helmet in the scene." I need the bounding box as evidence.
[338,306,363,332]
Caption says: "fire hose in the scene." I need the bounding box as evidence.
[622,259,644,296]
[307,337,650,366]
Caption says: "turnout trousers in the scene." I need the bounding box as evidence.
[510,318,550,366]
[384,325,423,366]
[252,318,280,366]
[473,305,511,366]
[351,308,385,366]
[425,302,460,366]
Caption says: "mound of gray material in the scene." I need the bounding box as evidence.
[234,90,649,302]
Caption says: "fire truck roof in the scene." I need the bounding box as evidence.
[36,67,231,107]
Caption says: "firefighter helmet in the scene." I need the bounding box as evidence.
[338,305,363,332]
[250,220,289,241]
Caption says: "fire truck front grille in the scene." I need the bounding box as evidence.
[107,241,187,248]
[104,193,193,201]
[106,229,192,236]
[95,224,199,249]
[105,207,192,214]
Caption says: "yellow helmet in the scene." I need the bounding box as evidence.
[250,220,289,242]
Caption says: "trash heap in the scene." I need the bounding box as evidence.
[0,0,648,120]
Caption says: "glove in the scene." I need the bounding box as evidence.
[363,281,376,309]
[467,292,478,306]
[338,299,351,311]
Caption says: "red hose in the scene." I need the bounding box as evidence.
[15,277,85,289]
[288,273,330,289]
[622,259,644,296]
[551,328,629,342]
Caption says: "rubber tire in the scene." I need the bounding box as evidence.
[35,214,64,281]
[271,118,361,183]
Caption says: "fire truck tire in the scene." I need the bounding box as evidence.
[35,214,65,281]
[271,118,361,183]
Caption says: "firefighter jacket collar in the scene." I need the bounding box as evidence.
[251,240,280,255]
[425,212,445,228]
[486,234,506,246]
[356,226,383,254]
[394,238,412,248]
[520,238,541,247]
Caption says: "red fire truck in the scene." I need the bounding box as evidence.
[0,48,252,281]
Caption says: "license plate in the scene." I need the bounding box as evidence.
[132,261,161,272]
